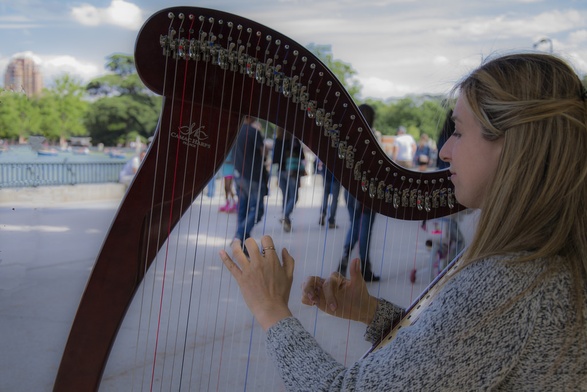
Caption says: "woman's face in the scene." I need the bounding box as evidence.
[439,96,503,209]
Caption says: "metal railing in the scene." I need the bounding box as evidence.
[0,162,126,188]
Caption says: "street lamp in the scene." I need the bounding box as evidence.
[533,38,553,53]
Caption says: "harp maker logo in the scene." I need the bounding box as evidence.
[173,123,212,149]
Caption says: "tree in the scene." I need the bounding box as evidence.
[85,95,160,146]
[306,43,362,102]
[0,90,25,141]
[2,91,42,142]
[417,99,450,139]
[366,96,448,141]
[85,54,161,145]
[86,54,149,97]
[105,53,136,77]
[37,74,88,143]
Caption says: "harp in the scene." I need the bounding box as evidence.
[54,7,465,391]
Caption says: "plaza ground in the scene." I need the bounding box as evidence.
[0,176,476,391]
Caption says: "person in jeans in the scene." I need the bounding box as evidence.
[338,104,380,282]
[233,115,269,245]
[318,164,340,229]
[273,127,305,232]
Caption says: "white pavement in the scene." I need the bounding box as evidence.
[0,176,476,391]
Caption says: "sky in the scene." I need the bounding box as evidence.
[1,0,586,100]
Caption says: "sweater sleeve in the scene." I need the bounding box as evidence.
[264,257,558,391]
[266,317,347,390]
[364,298,404,344]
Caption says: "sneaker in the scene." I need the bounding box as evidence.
[319,214,325,226]
[281,218,292,232]
[337,256,348,277]
[227,201,237,213]
[362,270,380,282]
[219,201,230,212]
[361,260,380,281]
[328,221,338,229]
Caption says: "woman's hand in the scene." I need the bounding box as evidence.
[302,258,378,325]
[219,235,294,331]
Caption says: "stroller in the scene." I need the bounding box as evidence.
[410,217,465,283]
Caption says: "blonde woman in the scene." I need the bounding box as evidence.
[220,53,587,390]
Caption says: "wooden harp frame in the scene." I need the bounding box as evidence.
[53,7,464,391]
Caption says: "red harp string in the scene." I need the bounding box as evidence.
[53,7,468,391]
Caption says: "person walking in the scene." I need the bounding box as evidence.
[392,126,416,168]
[319,164,341,229]
[232,115,269,245]
[339,104,380,282]
[273,127,305,232]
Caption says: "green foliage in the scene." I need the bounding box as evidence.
[85,94,161,146]
[365,96,450,141]
[0,51,452,147]
[0,91,42,140]
[306,43,362,102]
[0,91,28,140]
[38,74,88,141]
[86,54,147,97]
[84,54,161,145]
[0,75,88,142]
[83,53,161,145]
[106,53,136,77]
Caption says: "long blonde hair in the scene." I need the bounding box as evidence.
[458,54,587,265]
[446,53,587,376]
[455,52,587,322]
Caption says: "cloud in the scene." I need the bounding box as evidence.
[568,29,587,45]
[71,0,143,30]
[433,56,450,66]
[40,55,102,84]
[0,14,38,27]
[359,76,415,99]
[8,51,41,64]
[437,9,587,41]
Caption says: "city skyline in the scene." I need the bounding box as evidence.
[3,55,43,97]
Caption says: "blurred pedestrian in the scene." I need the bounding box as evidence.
[273,127,305,232]
[233,115,269,245]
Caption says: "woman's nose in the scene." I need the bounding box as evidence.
[438,138,452,163]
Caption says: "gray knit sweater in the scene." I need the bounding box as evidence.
[266,255,587,391]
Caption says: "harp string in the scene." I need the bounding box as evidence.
[131,11,171,387]
[149,14,195,387]
[141,13,181,389]
[163,15,206,389]
[182,22,238,392]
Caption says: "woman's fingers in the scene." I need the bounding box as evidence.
[260,235,278,258]
[244,237,263,261]
[222,236,294,327]
[301,276,324,305]
[322,272,345,313]
[230,239,250,269]
[348,257,365,284]
[219,250,241,279]
[281,248,295,280]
